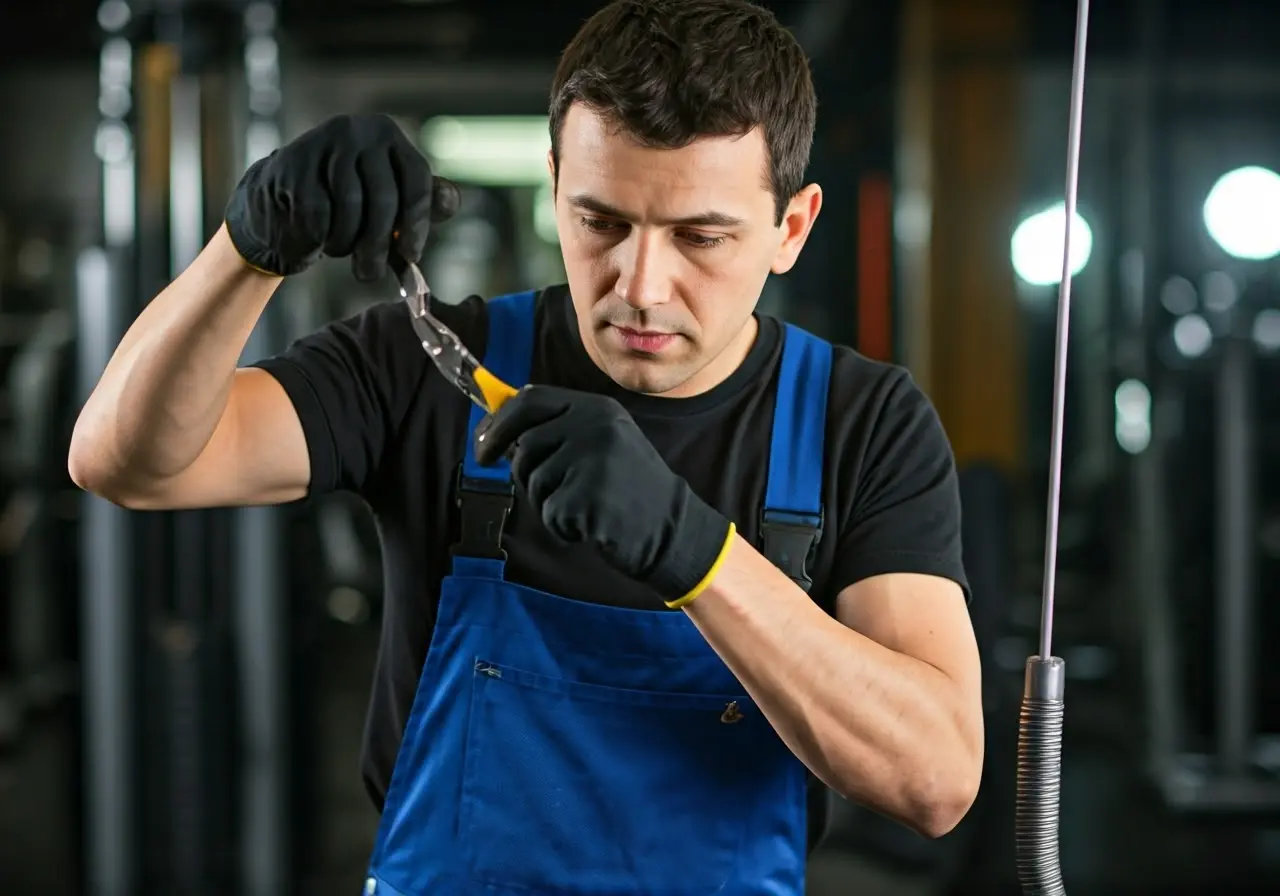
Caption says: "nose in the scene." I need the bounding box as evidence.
[614,231,671,310]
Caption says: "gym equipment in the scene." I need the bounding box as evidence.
[1016,0,1089,893]
[3,309,79,714]
[1113,0,1280,814]
[1131,287,1280,814]
[234,5,290,894]
[79,3,290,895]
[78,7,137,887]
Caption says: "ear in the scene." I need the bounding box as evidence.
[546,149,556,184]
[771,184,823,275]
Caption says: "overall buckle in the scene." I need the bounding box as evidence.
[452,468,515,561]
[760,508,823,593]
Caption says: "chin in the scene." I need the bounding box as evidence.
[603,356,690,396]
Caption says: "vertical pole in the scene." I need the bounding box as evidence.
[1215,328,1255,777]
[235,4,289,893]
[80,3,139,893]
[1127,0,1182,784]
[168,65,211,896]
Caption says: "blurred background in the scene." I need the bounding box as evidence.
[0,0,1278,893]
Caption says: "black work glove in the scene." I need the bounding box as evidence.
[473,386,734,605]
[224,113,460,280]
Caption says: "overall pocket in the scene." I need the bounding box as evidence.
[459,659,791,895]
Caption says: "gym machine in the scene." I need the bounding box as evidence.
[0,221,81,752]
[78,2,289,894]
[1117,0,1280,817]
[4,306,79,717]
[1127,277,1280,814]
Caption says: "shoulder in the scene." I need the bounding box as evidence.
[765,320,924,431]
[815,344,967,601]
[821,343,954,512]
[826,345,938,443]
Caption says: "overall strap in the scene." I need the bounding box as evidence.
[452,291,536,572]
[762,323,832,593]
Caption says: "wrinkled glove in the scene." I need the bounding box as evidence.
[224,113,460,280]
[473,386,734,605]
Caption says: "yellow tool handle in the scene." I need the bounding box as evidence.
[473,366,519,413]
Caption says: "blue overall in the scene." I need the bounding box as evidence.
[364,291,833,896]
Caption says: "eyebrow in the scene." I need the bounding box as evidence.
[567,193,746,229]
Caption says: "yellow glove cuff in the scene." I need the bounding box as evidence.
[664,522,736,610]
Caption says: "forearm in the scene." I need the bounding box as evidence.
[683,534,981,836]
[70,224,281,488]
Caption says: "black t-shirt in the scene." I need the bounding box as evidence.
[253,284,968,838]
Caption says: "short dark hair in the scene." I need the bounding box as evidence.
[549,0,816,224]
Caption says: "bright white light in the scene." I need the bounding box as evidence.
[1203,166,1280,260]
[1172,313,1213,358]
[421,116,551,186]
[94,120,130,164]
[245,121,281,168]
[1114,378,1152,455]
[1011,201,1094,286]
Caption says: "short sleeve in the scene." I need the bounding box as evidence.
[827,371,970,601]
[250,295,487,498]
[249,301,423,495]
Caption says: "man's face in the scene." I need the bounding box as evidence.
[551,104,821,397]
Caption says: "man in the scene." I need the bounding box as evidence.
[69,0,983,892]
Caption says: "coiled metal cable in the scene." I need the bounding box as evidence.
[1017,658,1067,895]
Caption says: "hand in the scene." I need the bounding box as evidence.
[473,386,733,604]
[223,114,461,280]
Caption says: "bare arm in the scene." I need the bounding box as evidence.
[684,536,983,838]
[69,224,309,509]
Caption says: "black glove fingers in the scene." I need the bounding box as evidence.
[509,424,568,496]
[225,114,456,278]
[388,144,436,264]
[524,446,573,525]
[350,149,398,283]
[322,149,364,258]
[473,387,571,466]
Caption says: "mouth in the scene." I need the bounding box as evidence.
[610,325,678,354]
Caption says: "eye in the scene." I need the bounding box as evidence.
[680,231,727,249]
[579,216,625,236]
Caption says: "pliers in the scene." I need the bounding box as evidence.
[396,259,518,414]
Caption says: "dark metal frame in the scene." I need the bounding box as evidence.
[1123,0,1280,816]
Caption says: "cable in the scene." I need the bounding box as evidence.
[1016,0,1090,892]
